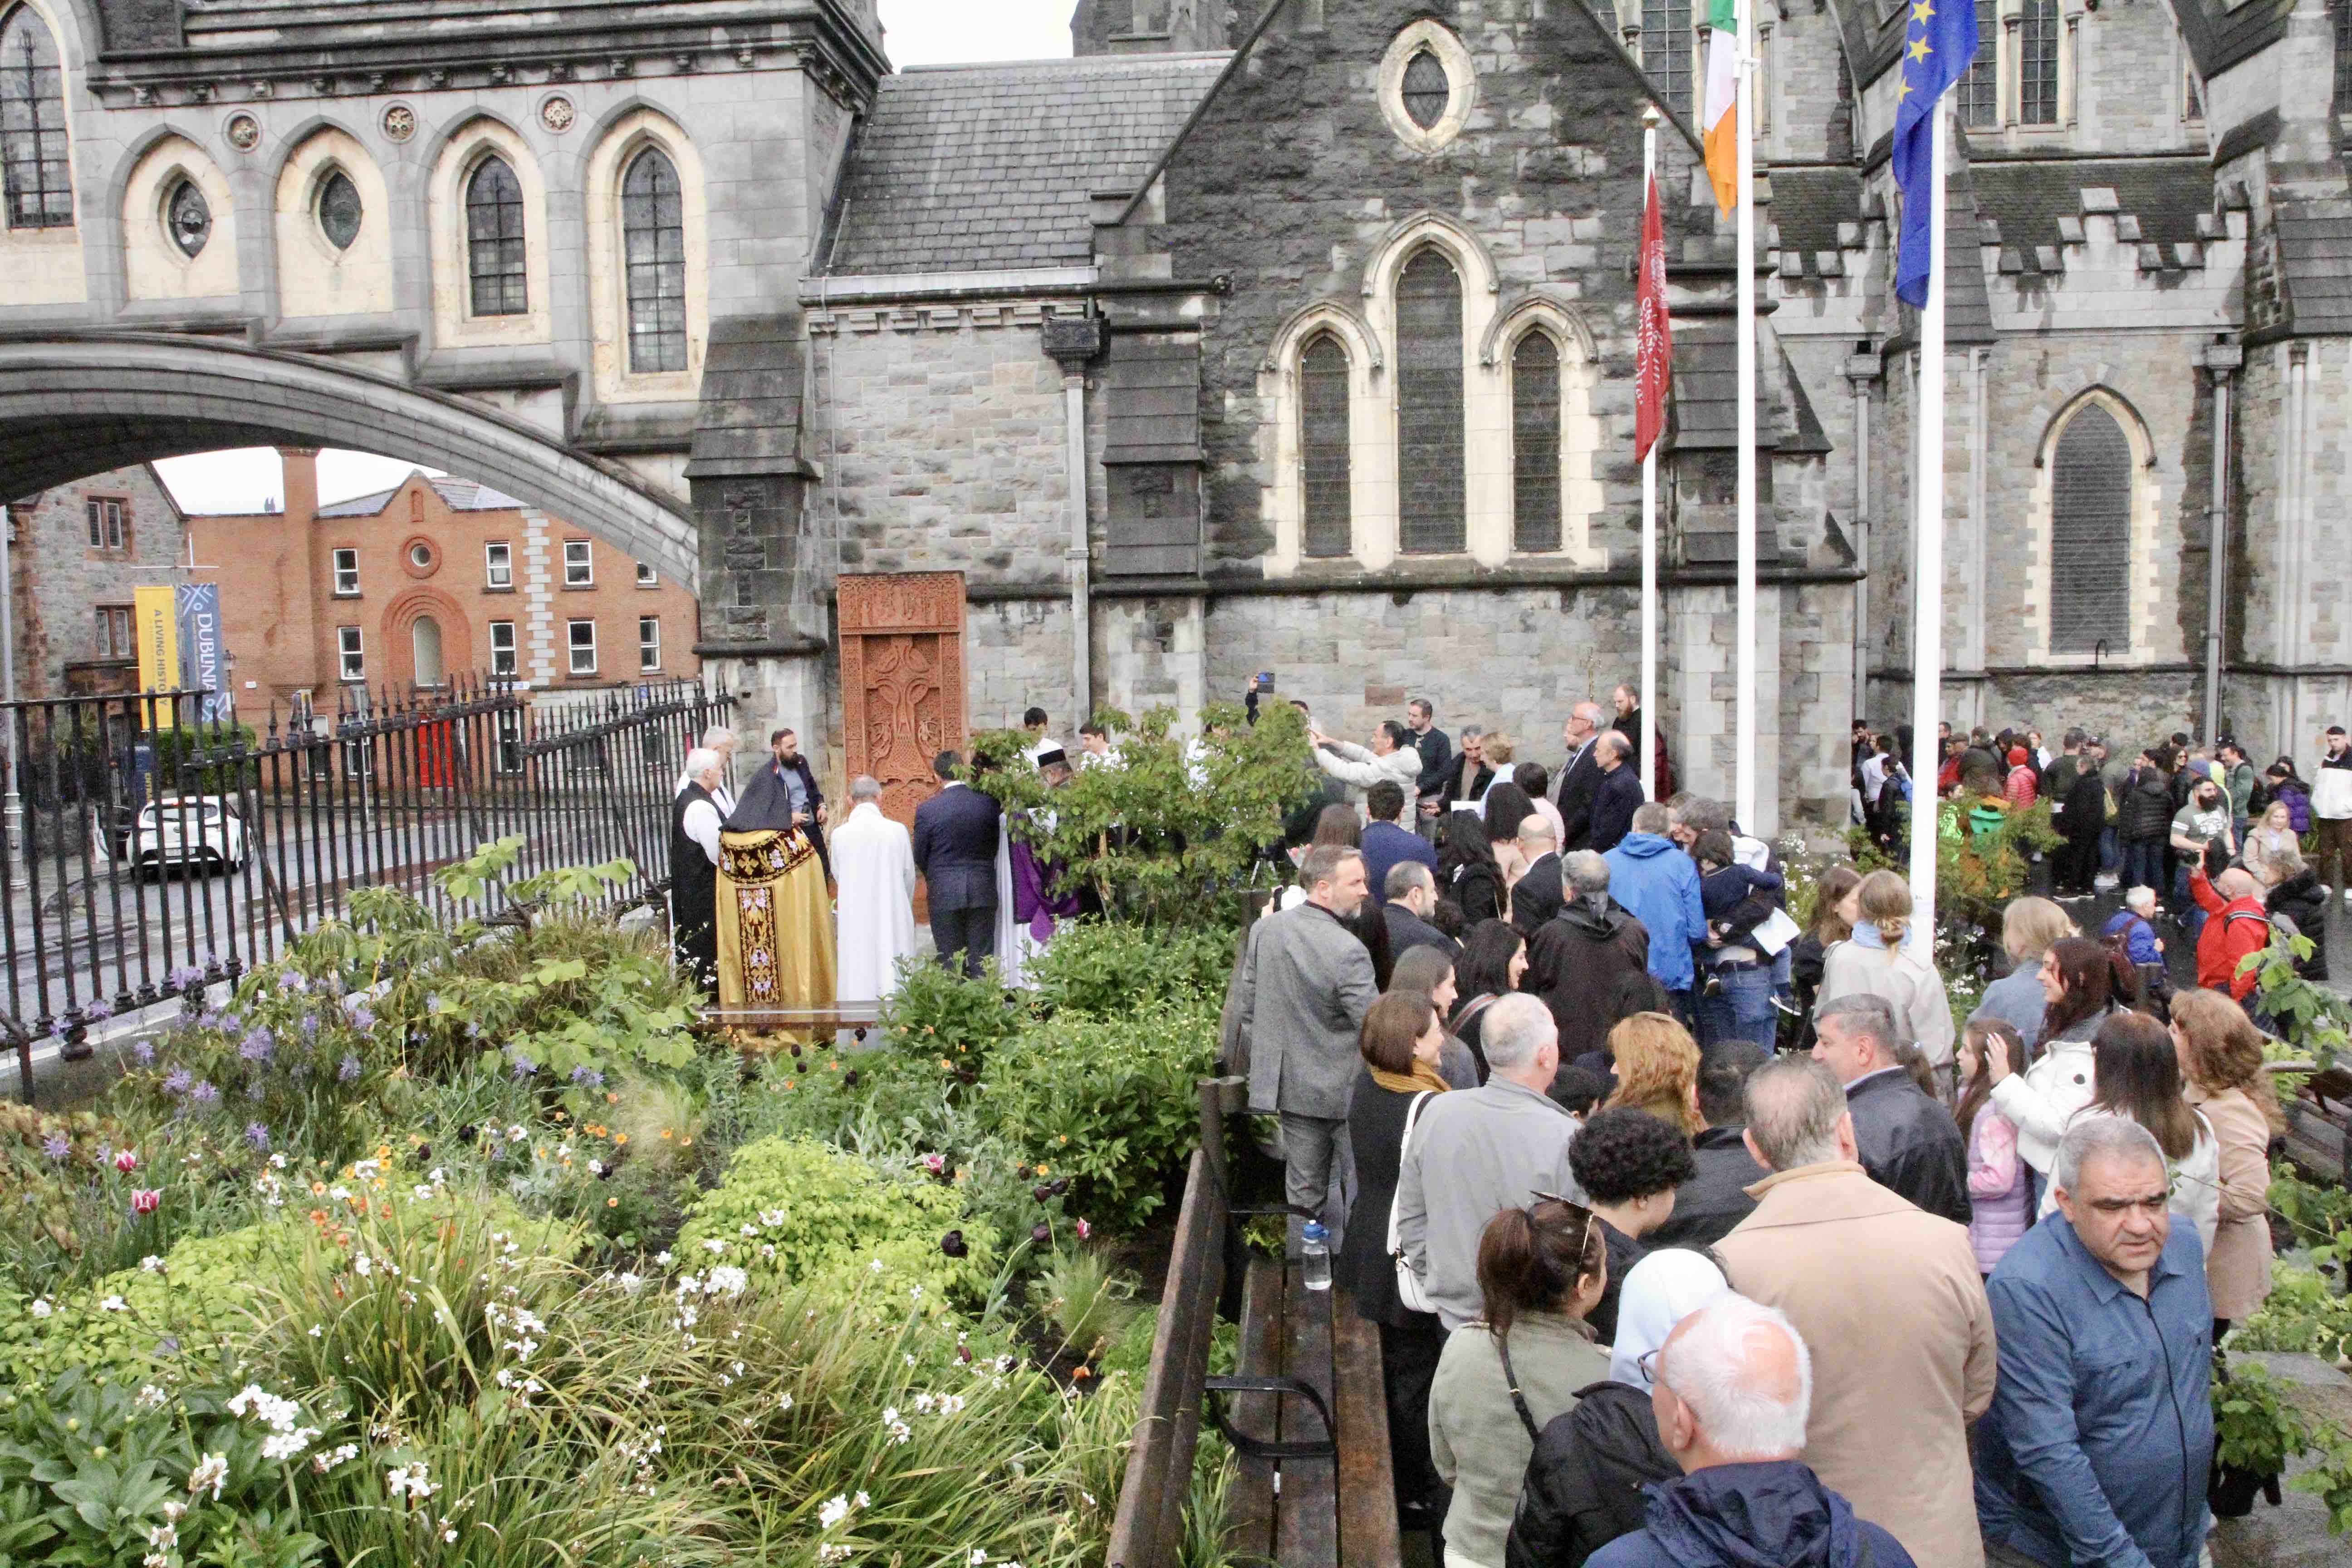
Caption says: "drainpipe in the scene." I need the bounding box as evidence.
[1042,315,1104,723]
[2200,338,2239,741]
[1844,345,1881,719]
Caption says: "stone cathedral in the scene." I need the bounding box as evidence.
[5,0,2349,832]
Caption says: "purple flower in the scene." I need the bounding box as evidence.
[243,1122,270,1152]
[510,1056,537,1080]
[167,964,206,991]
[164,1067,193,1096]
[189,1080,219,1107]
[219,1014,241,1034]
[132,1040,156,1066]
[238,1027,275,1064]
[427,994,444,1014]
[284,971,309,994]
[49,1018,67,1039]
[84,999,115,1022]
[338,1055,362,1083]
[299,1014,319,1040]
[348,1007,376,1033]
[41,1133,69,1162]
[197,1011,222,1031]
[569,1066,605,1088]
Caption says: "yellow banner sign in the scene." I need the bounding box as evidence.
[133,585,180,708]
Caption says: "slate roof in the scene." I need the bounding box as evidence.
[1966,157,2213,257]
[2275,201,2352,337]
[824,53,1227,276]
[316,475,526,517]
[1670,320,1821,453]
[686,316,809,480]
[1770,166,1866,270]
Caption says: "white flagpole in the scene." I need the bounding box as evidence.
[1733,0,1758,830]
[1907,98,1950,959]
[1641,110,1659,802]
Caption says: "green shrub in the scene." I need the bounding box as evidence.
[677,1137,998,1313]
[878,956,1027,1068]
[1026,921,1238,1018]
[977,994,1221,1232]
[1,1219,274,1388]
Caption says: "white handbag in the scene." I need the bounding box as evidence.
[1389,1090,1439,1316]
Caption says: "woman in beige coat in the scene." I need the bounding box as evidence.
[2169,988,2284,1331]
[1814,869,1957,1080]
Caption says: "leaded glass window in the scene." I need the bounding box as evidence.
[1958,0,1999,128]
[2049,404,2132,654]
[1396,250,1465,556]
[466,155,527,316]
[2334,2,2352,115]
[318,170,363,250]
[0,5,72,230]
[167,179,210,258]
[1300,335,1351,560]
[1512,333,1562,555]
[1641,0,1695,118]
[1401,50,1449,130]
[622,148,687,374]
[2020,0,2061,127]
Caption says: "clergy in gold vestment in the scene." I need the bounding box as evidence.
[715,760,836,1022]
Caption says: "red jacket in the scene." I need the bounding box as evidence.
[2191,867,2271,1001]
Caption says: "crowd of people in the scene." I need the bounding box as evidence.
[1237,692,2342,1568]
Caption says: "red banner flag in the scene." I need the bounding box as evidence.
[1635,172,1671,464]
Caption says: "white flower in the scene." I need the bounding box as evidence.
[855,1491,870,1508]
[187,1452,230,1499]
[818,1494,852,1529]
[28,1298,50,1318]
[971,1549,988,1564]
[353,1254,373,1277]
[136,1384,169,1411]
[309,1324,323,1338]
[148,1522,178,1550]
[705,1265,748,1298]
[99,1295,127,1312]
[139,1255,164,1273]
[225,1385,303,1432]
[269,1152,288,1169]
[261,1426,320,1462]
[655,1250,674,1266]
[386,1460,437,1501]
[312,1444,358,1474]
[868,1258,885,1274]
[144,1556,169,1568]
[505,1124,528,1142]
[776,1392,794,1411]
[701,1238,727,1255]
[819,1547,851,1565]
[739,1222,760,1237]
[444,1528,460,1543]
[164,1502,185,1523]
[914,1393,935,1415]
[760,1244,776,1259]
[759,1208,786,1227]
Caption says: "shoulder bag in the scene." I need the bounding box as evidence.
[1389,1090,1440,1315]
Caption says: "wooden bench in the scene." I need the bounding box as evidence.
[1109,1074,1401,1568]
[697,1004,882,1047]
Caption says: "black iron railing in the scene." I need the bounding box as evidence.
[1,674,730,1094]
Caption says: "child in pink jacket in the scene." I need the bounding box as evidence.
[1958,1018,2034,1274]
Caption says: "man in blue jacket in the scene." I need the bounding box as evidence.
[1974,1118,2213,1568]
[1588,1293,1916,1568]
[1604,803,1705,1019]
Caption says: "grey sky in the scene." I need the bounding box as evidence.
[153,3,1076,514]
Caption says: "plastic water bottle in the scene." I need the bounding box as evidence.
[1301,1222,1332,1292]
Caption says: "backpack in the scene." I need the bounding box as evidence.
[1504,1381,1678,1568]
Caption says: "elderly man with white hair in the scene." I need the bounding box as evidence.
[669,747,726,992]
[1584,1295,1919,1568]
[675,725,741,816]
[1394,993,1584,1331]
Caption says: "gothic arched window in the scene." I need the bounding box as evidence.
[2020,0,2062,126]
[622,148,687,374]
[1299,334,1352,560]
[0,5,72,229]
[2048,402,2133,655]
[1512,332,1562,555]
[1396,250,1465,555]
[466,155,527,316]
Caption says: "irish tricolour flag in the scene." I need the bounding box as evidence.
[1702,0,1739,214]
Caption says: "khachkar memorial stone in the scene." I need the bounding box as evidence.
[838,573,967,833]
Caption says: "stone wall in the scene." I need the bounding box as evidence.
[3,462,186,701]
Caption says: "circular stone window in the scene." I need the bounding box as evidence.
[403,538,440,578]
[1379,21,1475,153]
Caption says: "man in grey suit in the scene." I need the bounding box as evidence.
[1233,842,1378,1242]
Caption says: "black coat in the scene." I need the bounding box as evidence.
[669,782,720,988]
[1432,754,1498,813]
[1511,852,1567,937]
[1525,897,1650,1067]
[1336,1071,1441,1327]
[2122,767,2173,843]
[1505,1380,1679,1568]
[1645,1126,1765,1250]
[911,782,1001,911]
[1846,1070,1972,1226]
[1554,741,1604,850]
[1450,860,1504,925]
[2269,870,2331,981]
[1588,766,1645,853]
[1587,1220,1644,1344]
[1383,901,1462,963]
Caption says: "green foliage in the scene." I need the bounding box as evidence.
[0,1217,273,1389]
[966,703,1312,926]
[2240,933,2350,1072]
[977,994,1222,1233]
[1036,1247,1138,1363]
[1025,921,1238,1018]
[677,1137,999,1314]
[2233,1262,2352,1364]
[2213,1356,2315,1475]
[1848,797,2061,934]
[877,957,1027,1075]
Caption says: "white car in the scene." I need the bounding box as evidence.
[130,796,246,875]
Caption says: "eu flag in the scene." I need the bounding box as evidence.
[1892,0,1980,307]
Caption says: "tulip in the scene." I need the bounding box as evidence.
[1030,1223,1052,1245]
[131,1189,161,1216]
[113,1150,138,1174]
[940,1230,967,1259]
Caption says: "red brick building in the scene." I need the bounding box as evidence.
[188,450,700,712]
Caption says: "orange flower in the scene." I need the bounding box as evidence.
[607,1197,619,1208]
[613,1134,629,1147]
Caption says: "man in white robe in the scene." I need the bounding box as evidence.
[831,774,918,1004]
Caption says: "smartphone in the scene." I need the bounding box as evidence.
[1257,670,1276,691]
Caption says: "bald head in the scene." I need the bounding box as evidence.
[2215,867,2262,901]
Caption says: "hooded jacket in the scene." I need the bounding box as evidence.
[2267,868,2331,981]
[1506,1381,1680,1568]
[1584,1462,1917,1568]
[2190,867,2270,1001]
[2121,766,2174,842]
[1525,896,1652,1064]
[1603,833,1706,993]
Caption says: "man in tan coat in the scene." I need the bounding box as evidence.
[1712,1057,1997,1568]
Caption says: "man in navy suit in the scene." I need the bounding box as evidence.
[912,749,1001,977]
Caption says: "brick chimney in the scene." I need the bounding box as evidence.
[279,447,320,523]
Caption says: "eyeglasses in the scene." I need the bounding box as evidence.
[1636,1348,1661,1385]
